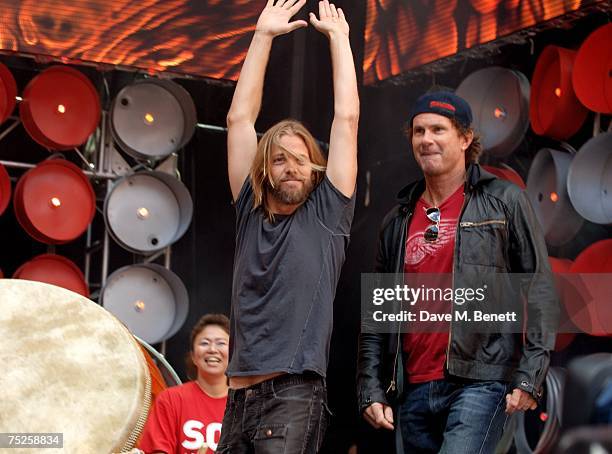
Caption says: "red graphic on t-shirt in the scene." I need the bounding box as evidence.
[403,185,464,383]
[405,217,457,268]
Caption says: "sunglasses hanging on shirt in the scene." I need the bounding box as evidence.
[424,207,441,243]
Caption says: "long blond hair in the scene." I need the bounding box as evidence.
[250,119,326,221]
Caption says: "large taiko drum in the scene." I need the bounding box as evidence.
[0,279,152,453]
[133,337,183,448]
[137,341,169,405]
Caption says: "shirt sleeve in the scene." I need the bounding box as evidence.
[137,391,178,454]
[234,178,254,228]
[311,176,356,235]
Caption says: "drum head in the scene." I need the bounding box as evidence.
[0,279,151,452]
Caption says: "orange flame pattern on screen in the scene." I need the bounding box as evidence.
[0,0,260,80]
[364,0,592,85]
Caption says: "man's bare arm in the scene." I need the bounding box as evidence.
[227,0,308,200]
[310,1,359,197]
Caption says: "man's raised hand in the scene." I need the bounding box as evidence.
[256,0,308,37]
[309,0,349,38]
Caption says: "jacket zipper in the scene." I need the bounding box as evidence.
[447,190,473,371]
[388,210,410,394]
[459,220,506,227]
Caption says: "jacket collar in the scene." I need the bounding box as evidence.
[396,163,497,207]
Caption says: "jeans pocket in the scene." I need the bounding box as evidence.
[253,424,288,454]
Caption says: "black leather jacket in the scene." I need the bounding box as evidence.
[357,164,559,413]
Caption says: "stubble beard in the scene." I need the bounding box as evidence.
[270,177,314,205]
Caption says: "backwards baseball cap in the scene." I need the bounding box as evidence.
[409,91,473,129]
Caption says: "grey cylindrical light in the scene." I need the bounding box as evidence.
[456,66,530,157]
[567,132,612,225]
[110,79,196,161]
[104,170,193,254]
[527,148,583,247]
[101,264,189,344]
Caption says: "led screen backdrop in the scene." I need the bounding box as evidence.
[363,0,601,85]
[0,0,262,81]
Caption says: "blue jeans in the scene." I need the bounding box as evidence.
[216,373,329,454]
[399,379,508,454]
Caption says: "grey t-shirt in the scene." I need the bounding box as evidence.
[227,176,355,378]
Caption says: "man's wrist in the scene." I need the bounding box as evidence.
[254,30,276,40]
[327,30,350,41]
[514,379,543,401]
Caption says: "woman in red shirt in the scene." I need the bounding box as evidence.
[139,314,230,454]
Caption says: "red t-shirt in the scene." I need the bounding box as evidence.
[403,185,464,383]
[138,381,227,454]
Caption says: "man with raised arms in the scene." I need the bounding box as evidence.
[217,1,359,452]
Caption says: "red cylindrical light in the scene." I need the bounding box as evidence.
[20,66,100,150]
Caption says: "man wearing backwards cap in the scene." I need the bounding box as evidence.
[357,91,558,452]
